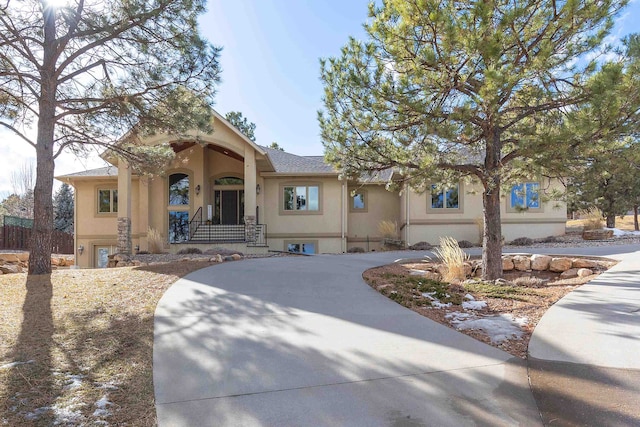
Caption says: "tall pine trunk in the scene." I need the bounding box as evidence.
[634,205,639,231]
[606,215,615,229]
[29,5,57,275]
[482,129,503,281]
[482,185,503,280]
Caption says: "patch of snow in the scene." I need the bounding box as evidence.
[52,397,85,426]
[445,312,474,321]
[409,269,427,275]
[0,360,34,370]
[448,313,528,343]
[95,381,119,391]
[63,374,84,390]
[421,292,436,300]
[431,301,451,309]
[462,300,487,310]
[606,227,640,237]
[93,395,112,418]
[24,407,51,420]
[464,293,475,301]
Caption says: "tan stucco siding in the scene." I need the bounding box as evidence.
[404,178,567,245]
[263,177,342,238]
[346,184,400,250]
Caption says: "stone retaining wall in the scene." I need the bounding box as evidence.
[0,252,75,274]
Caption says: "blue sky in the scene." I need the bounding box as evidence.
[202,0,371,155]
[0,0,639,194]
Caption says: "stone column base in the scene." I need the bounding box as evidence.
[117,217,132,255]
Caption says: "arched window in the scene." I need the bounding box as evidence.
[169,173,189,205]
[214,176,244,186]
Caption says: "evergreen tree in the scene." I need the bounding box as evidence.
[1,0,221,274]
[225,111,257,142]
[319,0,634,279]
[53,184,74,234]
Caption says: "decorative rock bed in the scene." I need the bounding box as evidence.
[412,254,611,282]
[0,252,75,274]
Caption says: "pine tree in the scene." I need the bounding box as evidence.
[319,0,635,279]
[53,184,74,234]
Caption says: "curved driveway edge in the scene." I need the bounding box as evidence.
[528,248,640,426]
[153,252,542,426]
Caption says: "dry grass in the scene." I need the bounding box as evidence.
[567,214,638,231]
[377,220,398,239]
[434,236,469,282]
[147,227,164,254]
[0,260,215,426]
[578,206,604,230]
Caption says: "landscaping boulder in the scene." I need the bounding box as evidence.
[209,254,223,263]
[502,257,514,271]
[549,257,573,272]
[0,264,22,274]
[578,268,593,277]
[513,255,531,271]
[560,268,580,279]
[573,258,597,269]
[582,229,614,240]
[231,253,243,261]
[531,254,552,271]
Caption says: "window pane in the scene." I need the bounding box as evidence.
[301,243,315,254]
[287,243,301,253]
[284,187,294,210]
[308,186,319,211]
[431,185,443,208]
[169,173,189,205]
[353,193,365,209]
[511,184,525,208]
[526,183,540,208]
[214,177,244,185]
[98,190,111,212]
[296,186,307,210]
[112,190,118,213]
[446,186,459,209]
[168,211,189,243]
[214,191,221,224]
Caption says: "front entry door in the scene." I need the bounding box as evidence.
[221,191,238,225]
[215,190,245,225]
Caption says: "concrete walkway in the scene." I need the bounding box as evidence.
[527,248,640,426]
[154,252,540,426]
[154,245,640,426]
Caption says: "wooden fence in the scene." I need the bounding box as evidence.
[0,225,74,254]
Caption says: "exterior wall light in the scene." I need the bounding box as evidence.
[195,184,201,195]
[78,245,84,255]
[256,184,261,195]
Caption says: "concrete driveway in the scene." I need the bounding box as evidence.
[153,252,541,426]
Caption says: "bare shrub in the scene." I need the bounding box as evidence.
[580,206,604,230]
[147,227,165,254]
[457,240,474,248]
[511,276,547,287]
[377,220,398,239]
[474,216,484,245]
[434,236,469,282]
[409,241,432,250]
[347,246,365,253]
[176,247,202,255]
[510,237,534,246]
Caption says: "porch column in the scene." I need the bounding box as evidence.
[244,147,257,242]
[117,159,132,255]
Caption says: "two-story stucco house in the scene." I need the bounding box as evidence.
[57,111,567,268]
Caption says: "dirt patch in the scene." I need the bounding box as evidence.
[363,258,616,359]
[0,261,218,426]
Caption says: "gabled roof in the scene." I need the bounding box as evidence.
[56,166,119,179]
[261,147,336,174]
